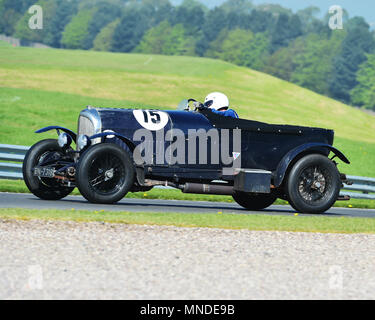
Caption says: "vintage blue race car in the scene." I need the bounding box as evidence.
[23,100,350,214]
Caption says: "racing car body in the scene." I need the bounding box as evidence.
[23,102,350,214]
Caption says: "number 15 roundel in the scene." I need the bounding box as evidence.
[133,110,169,131]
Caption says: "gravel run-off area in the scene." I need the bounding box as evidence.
[0,218,375,300]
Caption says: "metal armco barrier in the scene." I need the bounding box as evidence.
[0,144,29,180]
[341,176,375,200]
[0,144,374,200]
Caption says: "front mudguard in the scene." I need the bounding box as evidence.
[88,132,136,151]
[35,126,77,143]
[273,143,350,187]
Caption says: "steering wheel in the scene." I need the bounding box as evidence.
[187,99,206,112]
[177,99,207,112]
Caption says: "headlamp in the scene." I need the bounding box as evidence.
[77,134,91,151]
[58,132,72,148]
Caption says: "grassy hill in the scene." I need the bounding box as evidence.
[0,44,374,177]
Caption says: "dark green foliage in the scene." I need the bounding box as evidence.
[169,2,205,36]
[60,8,95,49]
[195,7,227,56]
[84,1,121,49]
[135,20,195,56]
[111,9,149,52]
[44,0,78,47]
[291,33,345,95]
[264,37,305,82]
[207,28,269,70]
[133,0,174,30]
[93,19,120,51]
[270,13,303,53]
[0,0,34,35]
[329,17,375,103]
[351,54,375,110]
[246,10,274,33]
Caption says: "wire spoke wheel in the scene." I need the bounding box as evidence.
[286,154,341,214]
[76,143,135,204]
[298,165,330,203]
[88,153,125,195]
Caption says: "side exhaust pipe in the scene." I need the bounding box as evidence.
[181,183,234,195]
[143,179,234,195]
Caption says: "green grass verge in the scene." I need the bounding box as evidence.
[1,179,374,209]
[1,207,375,234]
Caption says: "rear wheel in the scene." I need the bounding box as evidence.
[76,143,135,204]
[232,192,277,210]
[22,139,75,200]
[286,154,341,214]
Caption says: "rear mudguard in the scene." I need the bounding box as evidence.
[35,126,77,143]
[273,142,350,187]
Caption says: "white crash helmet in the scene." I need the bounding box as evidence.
[204,92,229,111]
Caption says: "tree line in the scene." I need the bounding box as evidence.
[1,0,375,110]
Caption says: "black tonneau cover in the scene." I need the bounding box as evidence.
[200,109,329,136]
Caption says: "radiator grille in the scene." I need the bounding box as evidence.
[77,108,102,151]
[77,115,95,138]
[77,115,95,151]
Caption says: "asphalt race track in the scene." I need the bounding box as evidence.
[1,192,375,218]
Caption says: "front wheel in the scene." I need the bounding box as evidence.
[76,143,135,204]
[22,139,75,200]
[232,192,277,210]
[286,154,341,214]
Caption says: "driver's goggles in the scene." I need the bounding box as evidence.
[204,100,213,108]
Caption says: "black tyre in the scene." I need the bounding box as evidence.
[232,192,277,210]
[76,143,135,204]
[286,154,341,214]
[22,139,75,200]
